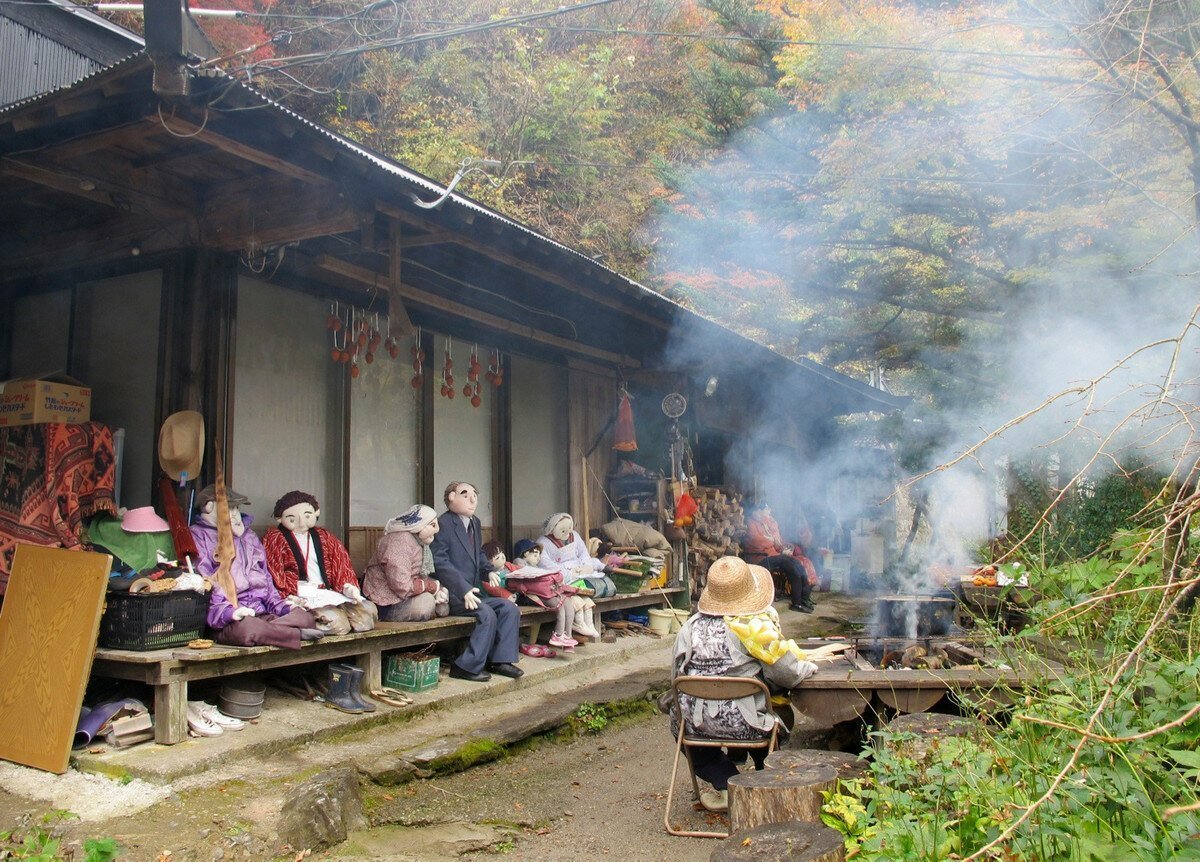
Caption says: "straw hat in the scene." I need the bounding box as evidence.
[698,557,775,616]
[121,506,170,533]
[158,411,204,482]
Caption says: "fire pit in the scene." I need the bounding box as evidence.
[788,636,1061,728]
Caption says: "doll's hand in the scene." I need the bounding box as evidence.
[285,594,306,608]
[342,584,362,602]
[232,606,256,621]
[488,571,502,588]
[434,587,449,605]
[463,588,482,611]
[425,578,440,594]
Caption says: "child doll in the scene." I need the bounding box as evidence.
[505,539,581,649]
[480,540,517,603]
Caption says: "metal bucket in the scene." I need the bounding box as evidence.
[219,678,266,719]
[875,595,956,637]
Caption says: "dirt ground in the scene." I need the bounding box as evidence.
[0,594,871,860]
[354,709,722,861]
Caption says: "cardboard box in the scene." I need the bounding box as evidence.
[0,373,91,427]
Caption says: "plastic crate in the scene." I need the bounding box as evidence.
[99,589,209,651]
[610,572,650,594]
[384,653,440,693]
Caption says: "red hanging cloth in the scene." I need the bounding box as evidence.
[612,391,637,452]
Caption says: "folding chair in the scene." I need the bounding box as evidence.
[663,675,780,838]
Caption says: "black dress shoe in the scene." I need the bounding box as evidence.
[449,664,491,682]
[789,603,815,614]
[488,662,524,679]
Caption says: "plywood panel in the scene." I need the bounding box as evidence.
[0,544,111,773]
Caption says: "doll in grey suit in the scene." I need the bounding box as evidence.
[430,481,523,682]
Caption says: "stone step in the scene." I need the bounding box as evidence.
[73,633,672,786]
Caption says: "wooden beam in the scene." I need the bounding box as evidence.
[377,202,670,330]
[35,119,158,161]
[158,113,331,184]
[313,254,639,369]
[0,217,192,281]
[202,178,361,249]
[388,220,415,337]
[0,156,194,221]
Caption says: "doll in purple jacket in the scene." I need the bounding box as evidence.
[190,485,324,650]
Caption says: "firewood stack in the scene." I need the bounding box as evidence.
[685,487,746,595]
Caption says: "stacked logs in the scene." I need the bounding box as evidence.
[686,488,747,595]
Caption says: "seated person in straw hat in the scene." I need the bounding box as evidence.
[670,557,819,812]
[362,504,450,622]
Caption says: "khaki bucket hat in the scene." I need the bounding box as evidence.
[158,410,204,482]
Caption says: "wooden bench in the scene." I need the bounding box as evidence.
[90,589,685,744]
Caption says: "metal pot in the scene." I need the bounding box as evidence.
[875,595,956,637]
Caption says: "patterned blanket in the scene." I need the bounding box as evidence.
[0,422,117,593]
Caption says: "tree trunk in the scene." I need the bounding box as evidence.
[727,764,837,834]
[709,822,845,862]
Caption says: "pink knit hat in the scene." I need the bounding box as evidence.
[121,506,170,533]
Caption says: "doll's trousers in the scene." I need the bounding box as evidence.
[454,595,520,674]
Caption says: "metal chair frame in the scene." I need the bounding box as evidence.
[663,675,779,838]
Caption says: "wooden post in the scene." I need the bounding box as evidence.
[727,764,839,834]
[581,455,590,540]
[710,822,845,862]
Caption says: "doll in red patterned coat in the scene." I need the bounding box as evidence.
[263,490,377,631]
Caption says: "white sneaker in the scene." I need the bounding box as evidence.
[197,702,245,731]
[186,701,224,737]
[700,789,728,812]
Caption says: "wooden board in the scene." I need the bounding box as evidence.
[0,545,111,773]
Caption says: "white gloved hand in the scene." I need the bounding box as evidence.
[285,594,306,608]
[434,587,449,605]
[342,583,362,602]
[796,660,819,682]
[488,571,502,588]
[232,606,256,621]
[463,587,482,611]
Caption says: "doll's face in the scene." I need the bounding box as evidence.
[489,551,506,569]
[278,502,318,535]
[550,516,574,542]
[447,483,478,517]
[521,546,543,567]
[201,502,246,537]
[417,519,440,545]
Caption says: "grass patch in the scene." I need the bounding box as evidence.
[427,738,505,774]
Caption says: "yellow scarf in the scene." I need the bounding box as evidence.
[724,607,808,665]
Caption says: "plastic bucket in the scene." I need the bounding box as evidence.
[667,608,689,633]
[648,608,674,635]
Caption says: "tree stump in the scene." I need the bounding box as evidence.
[881,712,983,764]
[764,748,867,782]
[709,822,845,862]
[727,764,838,834]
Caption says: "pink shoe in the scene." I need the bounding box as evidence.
[549,633,578,648]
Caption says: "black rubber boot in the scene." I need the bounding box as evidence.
[331,663,376,713]
[325,664,365,714]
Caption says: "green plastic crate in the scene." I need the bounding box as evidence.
[610,572,651,594]
[384,654,440,692]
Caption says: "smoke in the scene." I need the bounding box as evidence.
[647,2,1200,598]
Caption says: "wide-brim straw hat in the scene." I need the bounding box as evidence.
[158,411,204,482]
[698,557,775,616]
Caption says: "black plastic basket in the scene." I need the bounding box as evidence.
[98,589,209,651]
